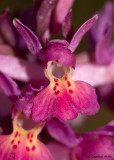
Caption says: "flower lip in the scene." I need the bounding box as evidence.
[45,43,76,69]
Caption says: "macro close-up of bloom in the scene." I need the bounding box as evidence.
[0,0,114,160]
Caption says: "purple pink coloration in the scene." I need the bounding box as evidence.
[32,73,99,121]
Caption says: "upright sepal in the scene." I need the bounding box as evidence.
[13,19,43,59]
[68,15,98,52]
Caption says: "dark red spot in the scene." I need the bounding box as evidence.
[19,134,21,137]
[32,145,36,151]
[13,145,17,149]
[69,89,73,94]
[18,141,20,144]
[27,133,30,139]
[11,139,15,144]
[15,131,18,138]
[31,134,34,138]
[53,86,56,91]
[29,139,32,143]
[54,78,58,82]
[55,90,60,95]
[56,83,59,86]
[26,146,30,152]
[65,76,67,80]
[67,81,71,87]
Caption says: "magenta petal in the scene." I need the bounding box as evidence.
[14,85,41,117]
[62,9,74,42]
[13,18,43,58]
[0,132,52,160]
[68,15,98,52]
[36,0,57,43]
[46,119,77,147]
[0,55,48,86]
[32,84,78,122]
[71,58,114,87]
[52,0,74,34]
[0,71,21,101]
[32,74,99,121]
[47,142,71,160]
[75,136,114,160]
[70,81,100,115]
[32,86,56,122]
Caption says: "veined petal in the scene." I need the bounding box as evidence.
[0,112,52,160]
[13,19,43,59]
[68,15,98,52]
[69,81,99,115]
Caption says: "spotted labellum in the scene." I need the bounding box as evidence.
[0,111,52,160]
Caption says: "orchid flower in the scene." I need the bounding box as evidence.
[0,71,52,160]
[47,121,114,160]
[0,71,75,160]
[12,14,100,122]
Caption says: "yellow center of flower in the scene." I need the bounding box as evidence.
[45,61,75,95]
[9,112,42,152]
